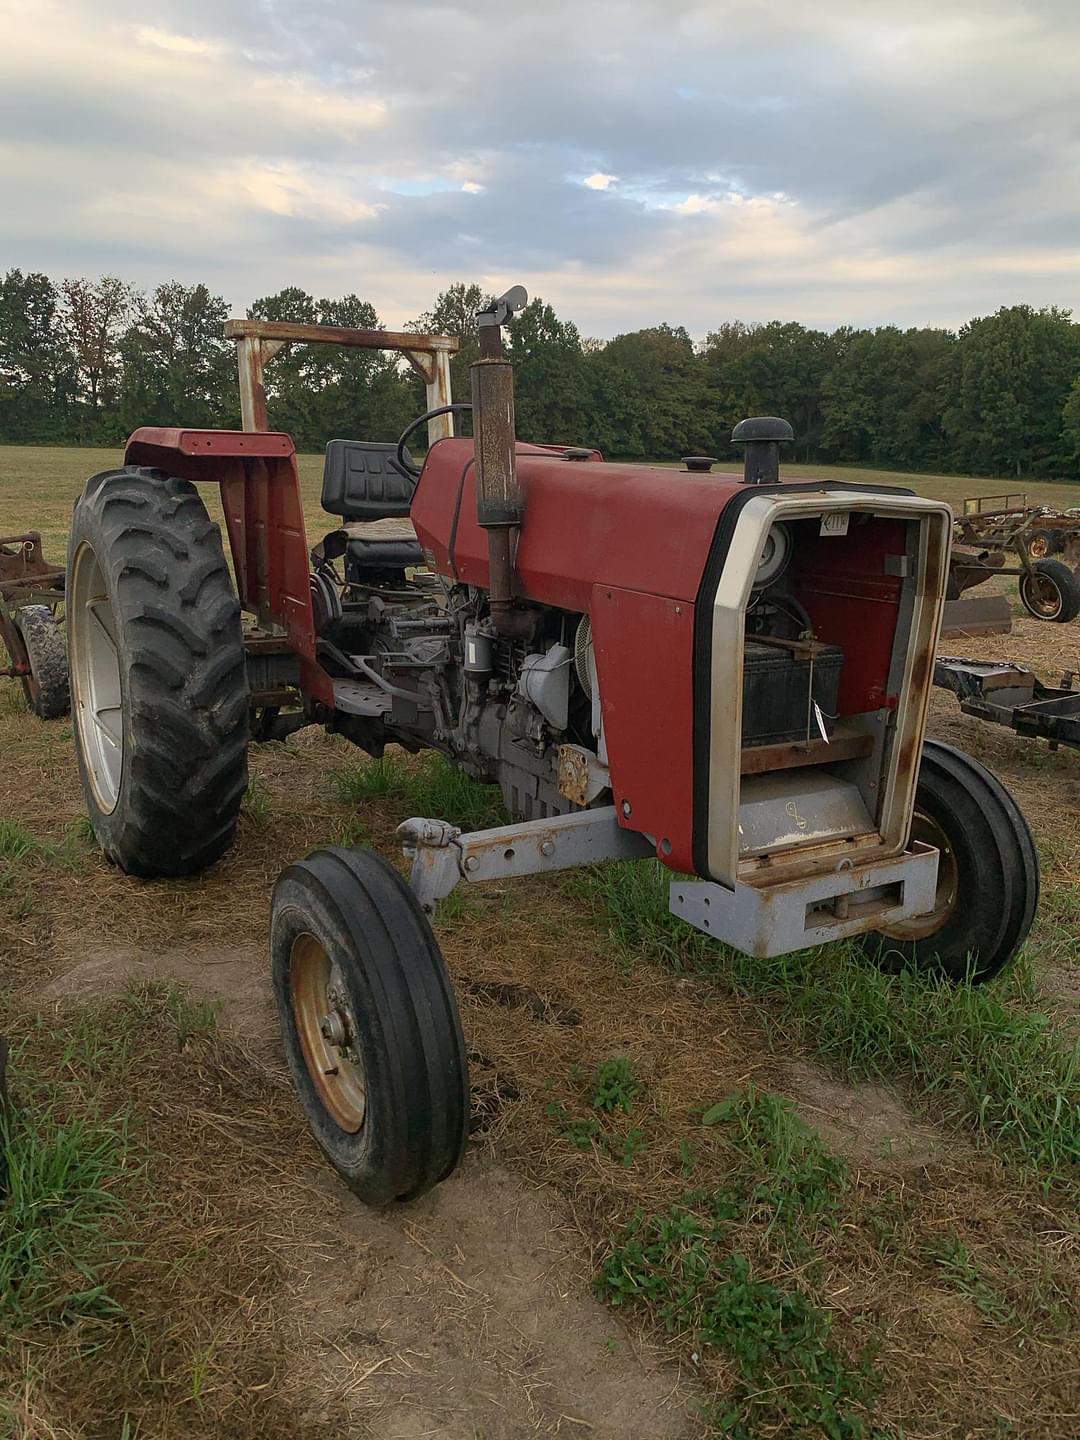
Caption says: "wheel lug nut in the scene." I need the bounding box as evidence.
[321,1010,347,1046]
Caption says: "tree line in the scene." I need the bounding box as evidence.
[2,269,1080,479]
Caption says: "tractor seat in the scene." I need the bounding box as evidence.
[321,439,416,521]
[317,439,422,582]
[312,516,424,580]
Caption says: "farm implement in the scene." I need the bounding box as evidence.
[946,493,1080,628]
[65,287,1039,1205]
[0,531,69,719]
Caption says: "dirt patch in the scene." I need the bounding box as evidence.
[293,1161,703,1439]
[784,1057,946,1170]
[43,939,278,1053]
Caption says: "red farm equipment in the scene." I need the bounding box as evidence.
[65,288,1039,1205]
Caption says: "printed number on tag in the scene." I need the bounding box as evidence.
[820,512,849,537]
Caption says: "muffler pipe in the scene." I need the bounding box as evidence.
[472,287,533,638]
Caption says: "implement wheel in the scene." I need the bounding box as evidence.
[861,741,1038,983]
[11,605,69,718]
[67,467,249,877]
[1018,558,1080,623]
[271,847,469,1206]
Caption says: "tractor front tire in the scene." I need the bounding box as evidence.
[14,605,69,718]
[1018,558,1080,623]
[67,467,249,878]
[271,847,470,1206]
[860,741,1039,983]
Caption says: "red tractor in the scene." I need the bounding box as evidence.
[66,288,1039,1205]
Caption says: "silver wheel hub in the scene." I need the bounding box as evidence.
[69,542,124,813]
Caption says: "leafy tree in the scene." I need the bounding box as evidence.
[602,324,707,458]
[0,269,74,441]
[1063,376,1080,462]
[409,281,492,408]
[117,281,235,433]
[61,275,136,437]
[507,297,591,444]
[943,305,1080,476]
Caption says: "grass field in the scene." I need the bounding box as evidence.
[2,444,1079,1438]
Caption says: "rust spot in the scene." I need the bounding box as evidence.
[557,745,590,806]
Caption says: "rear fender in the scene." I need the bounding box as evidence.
[124,428,331,704]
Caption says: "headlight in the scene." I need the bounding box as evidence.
[753,522,792,588]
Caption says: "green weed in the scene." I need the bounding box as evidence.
[591,1056,644,1114]
[703,1087,847,1230]
[334,751,504,831]
[241,779,272,827]
[598,1225,878,1438]
[0,1089,131,1329]
[927,1234,1014,1324]
[0,819,53,863]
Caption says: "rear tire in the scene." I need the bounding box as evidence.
[271,847,469,1205]
[67,467,249,877]
[860,741,1039,983]
[1018,558,1080,623]
[13,605,69,718]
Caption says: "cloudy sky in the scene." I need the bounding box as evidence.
[1,0,1077,337]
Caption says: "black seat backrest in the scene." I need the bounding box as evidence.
[321,440,416,520]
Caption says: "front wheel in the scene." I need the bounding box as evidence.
[860,741,1039,983]
[271,847,470,1205]
[1018,558,1080,623]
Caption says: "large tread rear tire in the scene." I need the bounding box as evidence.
[1018,558,1080,623]
[14,605,69,718]
[860,741,1039,983]
[271,847,469,1206]
[68,466,249,877]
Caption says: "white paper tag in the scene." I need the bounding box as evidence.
[813,701,829,743]
[820,512,849,537]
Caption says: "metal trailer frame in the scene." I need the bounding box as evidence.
[934,656,1080,750]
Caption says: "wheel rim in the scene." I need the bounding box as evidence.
[1029,535,1049,559]
[1021,572,1062,619]
[14,618,39,710]
[69,543,124,812]
[877,808,959,942]
[290,933,367,1133]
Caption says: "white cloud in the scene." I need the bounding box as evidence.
[0,0,1076,336]
[134,25,222,56]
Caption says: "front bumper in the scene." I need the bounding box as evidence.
[669,842,940,958]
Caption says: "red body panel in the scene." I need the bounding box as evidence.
[589,585,697,872]
[124,428,331,705]
[790,518,905,714]
[411,438,745,608]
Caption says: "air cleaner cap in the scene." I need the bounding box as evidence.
[732,416,794,485]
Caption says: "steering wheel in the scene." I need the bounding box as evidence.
[395,403,473,479]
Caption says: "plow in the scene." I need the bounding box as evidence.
[0,530,69,719]
[61,286,1040,1205]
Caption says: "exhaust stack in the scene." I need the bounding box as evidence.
[472,286,532,637]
